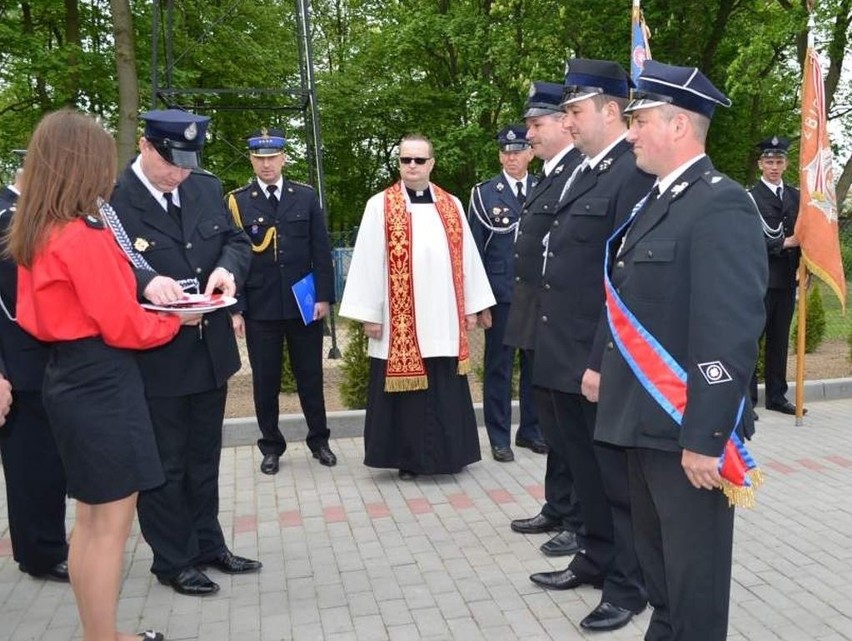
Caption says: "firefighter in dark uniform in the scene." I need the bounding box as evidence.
[0,153,69,582]
[506,82,586,557]
[596,61,767,641]
[467,124,543,463]
[748,136,802,415]
[527,59,652,632]
[226,129,336,475]
[111,109,259,596]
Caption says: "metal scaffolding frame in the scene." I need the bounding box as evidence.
[149,0,340,358]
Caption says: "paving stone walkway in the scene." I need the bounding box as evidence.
[1,399,851,641]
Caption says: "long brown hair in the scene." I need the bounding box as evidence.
[8,109,117,267]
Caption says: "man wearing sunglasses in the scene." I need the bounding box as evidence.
[339,134,495,481]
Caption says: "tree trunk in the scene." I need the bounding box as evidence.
[110,0,140,168]
[64,0,80,105]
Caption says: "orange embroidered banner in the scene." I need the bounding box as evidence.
[795,45,846,311]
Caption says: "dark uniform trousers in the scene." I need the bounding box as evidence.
[483,303,538,448]
[246,317,329,455]
[0,391,68,573]
[0,202,68,574]
[112,163,251,578]
[503,148,584,532]
[760,287,795,406]
[628,449,734,641]
[226,178,335,456]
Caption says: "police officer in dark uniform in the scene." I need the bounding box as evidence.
[748,137,802,415]
[506,82,585,556]
[0,152,69,582]
[467,124,543,463]
[527,59,652,631]
[226,129,336,475]
[111,109,259,596]
[596,61,767,641]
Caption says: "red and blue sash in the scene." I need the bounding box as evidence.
[603,192,763,508]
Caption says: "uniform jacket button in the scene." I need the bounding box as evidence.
[606,341,614,350]
[195,267,203,274]
[541,315,548,322]
[515,276,521,282]
[547,251,554,258]
[543,283,551,290]
[553,220,559,226]
[647,250,654,258]
[185,242,193,249]
[616,260,624,268]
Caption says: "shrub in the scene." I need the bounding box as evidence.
[340,320,370,409]
[791,284,826,354]
[279,345,296,393]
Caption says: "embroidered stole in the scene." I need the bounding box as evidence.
[383,181,470,392]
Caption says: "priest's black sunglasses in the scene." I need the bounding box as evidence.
[399,156,431,165]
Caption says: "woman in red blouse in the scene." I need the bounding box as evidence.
[9,110,199,641]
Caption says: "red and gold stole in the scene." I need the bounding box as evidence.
[382,181,470,392]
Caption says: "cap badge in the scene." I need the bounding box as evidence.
[184,122,198,141]
[771,136,779,146]
[134,237,150,252]
[506,129,517,141]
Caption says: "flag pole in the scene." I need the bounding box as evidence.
[795,263,808,425]
[794,12,816,426]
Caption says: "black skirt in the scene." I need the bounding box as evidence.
[364,357,481,474]
[42,338,165,504]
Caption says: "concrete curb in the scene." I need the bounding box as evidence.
[223,376,852,448]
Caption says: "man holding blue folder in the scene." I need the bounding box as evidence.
[227,128,337,473]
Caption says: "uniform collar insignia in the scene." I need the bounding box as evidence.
[496,182,504,192]
[670,181,689,197]
[598,157,613,172]
[553,164,564,175]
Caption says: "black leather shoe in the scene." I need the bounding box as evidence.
[399,469,417,480]
[540,530,582,557]
[752,410,759,421]
[491,446,515,462]
[510,512,561,534]
[312,444,337,467]
[580,601,640,631]
[766,401,805,415]
[260,453,279,475]
[201,550,262,574]
[158,567,220,595]
[515,437,549,454]
[21,560,70,583]
[530,567,603,591]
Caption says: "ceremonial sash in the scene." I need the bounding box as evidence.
[603,193,763,508]
[382,182,469,392]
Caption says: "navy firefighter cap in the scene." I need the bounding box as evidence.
[523,82,565,118]
[756,136,790,158]
[625,60,732,119]
[141,109,210,169]
[247,128,286,157]
[496,125,530,152]
[561,58,633,106]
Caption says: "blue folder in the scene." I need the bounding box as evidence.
[291,272,316,325]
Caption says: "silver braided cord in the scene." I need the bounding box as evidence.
[97,198,199,293]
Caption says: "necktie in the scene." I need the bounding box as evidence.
[267,184,279,208]
[559,160,589,202]
[515,181,525,205]
[775,186,783,200]
[163,191,181,226]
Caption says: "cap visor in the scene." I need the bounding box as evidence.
[524,107,561,118]
[560,91,597,107]
[156,147,200,169]
[501,143,530,152]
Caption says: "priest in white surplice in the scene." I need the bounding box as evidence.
[339,134,495,480]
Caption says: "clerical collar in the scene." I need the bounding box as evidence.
[405,186,433,203]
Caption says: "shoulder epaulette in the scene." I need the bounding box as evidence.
[226,182,253,197]
[190,167,218,180]
[286,179,315,192]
